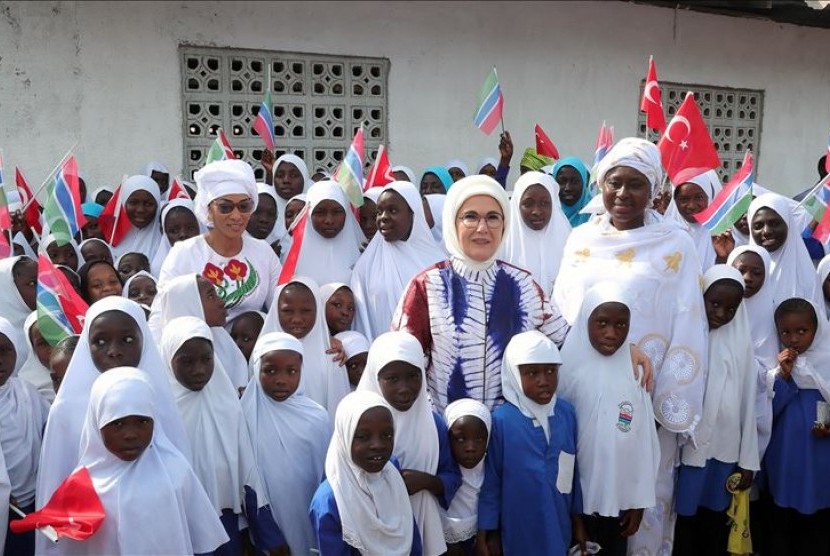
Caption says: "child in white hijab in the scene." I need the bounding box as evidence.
[18,312,56,404]
[0,255,37,328]
[110,175,164,259]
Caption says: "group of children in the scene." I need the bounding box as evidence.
[0,135,829,556]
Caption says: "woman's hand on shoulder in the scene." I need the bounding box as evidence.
[327,336,346,366]
[629,344,654,391]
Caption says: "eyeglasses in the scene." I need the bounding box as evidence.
[457,212,504,229]
[211,198,255,214]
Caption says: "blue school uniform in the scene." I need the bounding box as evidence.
[216,486,285,555]
[430,412,463,510]
[478,399,581,555]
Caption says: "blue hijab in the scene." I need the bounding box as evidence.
[422,166,454,192]
[551,157,591,227]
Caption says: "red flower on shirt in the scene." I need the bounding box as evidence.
[224,259,248,281]
[203,262,225,286]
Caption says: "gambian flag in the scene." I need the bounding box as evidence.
[253,85,276,152]
[42,156,86,246]
[473,67,504,136]
[694,150,753,235]
[333,126,365,207]
[206,129,235,165]
[36,253,88,346]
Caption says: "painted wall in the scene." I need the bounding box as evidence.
[1,0,828,196]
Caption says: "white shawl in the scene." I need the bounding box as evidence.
[111,175,163,259]
[0,255,34,328]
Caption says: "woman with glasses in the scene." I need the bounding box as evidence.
[157,159,282,322]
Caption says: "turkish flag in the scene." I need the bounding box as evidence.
[534,124,560,160]
[10,467,105,541]
[364,145,395,190]
[640,56,666,133]
[278,204,309,285]
[97,180,132,246]
[167,177,191,200]
[658,92,721,185]
[15,166,43,234]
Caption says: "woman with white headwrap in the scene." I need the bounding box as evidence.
[553,137,708,555]
[663,169,723,270]
[502,171,572,294]
[109,175,164,259]
[351,181,445,340]
[159,159,282,322]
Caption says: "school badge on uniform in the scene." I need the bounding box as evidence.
[617,402,633,432]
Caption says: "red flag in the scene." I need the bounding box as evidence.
[167,177,191,200]
[364,145,395,190]
[97,180,132,246]
[657,92,721,185]
[16,166,42,234]
[640,56,666,133]
[534,124,560,160]
[278,205,309,285]
[10,467,105,541]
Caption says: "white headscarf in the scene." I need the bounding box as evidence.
[557,283,659,515]
[291,180,365,285]
[817,253,830,319]
[121,270,157,306]
[442,175,511,271]
[13,231,37,260]
[778,297,830,404]
[325,391,414,555]
[18,311,56,404]
[143,160,170,177]
[41,233,83,271]
[501,330,562,442]
[253,182,286,245]
[277,193,308,263]
[36,297,189,515]
[391,165,417,184]
[425,194,447,246]
[0,255,34,328]
[150,198,198,277]
[111,175,163,259]
[596,137,665,199]
[748,193,823,307]
[440,399,491,544]
[446,159,469,177]
[0,317,48,508]
[727,245,778,368]
[351,182,446,339]
[363,186,385,204]
[78,238,114,264]
[148,273,249,389]
[261,276,350,416]
[193,159,258,228]
[242,332,331,554]
[502,172,572,293]
[335,330,370,361]
[476,157,499,174]
[357,330,446,556]
[663,169,722,270]
[272,154,313,191]
[63,367,228,555]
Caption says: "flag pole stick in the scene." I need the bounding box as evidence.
[19,141,79,213]
[795,173,830,209]
[9,504,59,543]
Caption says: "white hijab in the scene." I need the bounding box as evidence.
[748,193,823,307]
[357,330,446,556]
[0,255,34,328]
[61,367,228,555]
[36,296,189,517]
[242,332,331,554]
[111,175,163,259]
[193,159,259,228]
[446,159,468,177]
[254,183,286,245]
[663,169,722,271]
[502,330,563,442]
[476,157,499,174]
[440,399,491,544]
[502,171,571,293]
[325,391,414,555]
[148,273,249,389]
[392,166,417,184]
[292,180,364,285]
[161,316,265,516]
[779,297,830,404]
[442,175,511,271]
[335,330,370,361]
[18,311,56,404]
[425,194,447,246]
[817,253,830,319]
[150,198,198,277]
[272,154,313,240]
[261,276,350,416]
[351,182,445,340]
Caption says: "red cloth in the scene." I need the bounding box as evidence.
[365,144,394,189]
[15,167,42,234]
[658,92,721,185]
[534,124,560,160]
[640,56,667,133]
[97,183,131,246]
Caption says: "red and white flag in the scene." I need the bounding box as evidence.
[167,177,191,200]
[364,145,395,190]
[657,92,721,185]
[534,124,560,160]
[15,166,43,234]
[640,56,666,133]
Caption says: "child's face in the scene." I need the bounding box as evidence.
[29,324,53,368]
[751,208,788,253]
[247,194,277,240]
[229,313,264,362]
[284,200,305,231]
[82,216,104,241]
[259,349,302,402]
[0,333,17,388]
[86,263,123,303]
[587,302,630,356]
[12,257,37,310]
[448,416,488,469]
[164,209,200,245]
[518,363,559,405]
[125,190,158,229]
[278,284,316,339]
[556,166,584,207]
[673,182,708,223]
[519,184,553,231]
[80,242,113,266]
[197,276,227,327]
[358,199,378,241]
[776,311,817,354]
[171,338,214,391]
[345,352,368,387]
[274,162,305,201]
[46,242,79,271]
[117,254,149,281]
[377,190,414,243]
[731,252,765,298]
[89,311,143,372]
[704,281,743,330]
[101,415,154,462]
[49,351,71,394]
[126,276,157,307]
[351,406,395,473]
[325,287,355,335]
[311,199,347,239]
[377,361,422,412]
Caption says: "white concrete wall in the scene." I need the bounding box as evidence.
[0,0,828,197]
